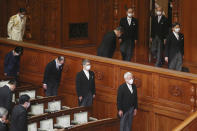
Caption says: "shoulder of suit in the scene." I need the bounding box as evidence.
[10,14,18,20]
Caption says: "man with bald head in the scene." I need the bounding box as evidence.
[0,107,8,131]
[150,7,169,67]
[117,72,138,131]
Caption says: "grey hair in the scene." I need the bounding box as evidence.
[82,59,90,65]
[57,56,65,61]
[124,72,133,80]
[0,107,8,118]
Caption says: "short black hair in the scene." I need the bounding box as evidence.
[19,8,26,13]
[19,94,30,105]
[8,79,17,85]
[14,46,23,54]
[58,56,65,61]
[82,59,90,65]
[172,22,180,28]
[115,26,123,33]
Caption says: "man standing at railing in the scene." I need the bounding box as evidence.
[7,8,27,41]
[117,72,138,131]
[76,59,96,107]
[97,27,123,58]
[4,46,23,80]
[43,56,65,96]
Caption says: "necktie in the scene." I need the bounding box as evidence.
[128,19,131,25]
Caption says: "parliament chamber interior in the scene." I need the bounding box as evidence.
[0,0,197,131]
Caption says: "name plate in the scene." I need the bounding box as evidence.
[28,122,37,131]
[40,119,53,131]
[0,81,9,87]
[19,90,36,99]
[56,115,70,128]
[31,104,44,115]
[74,112,88,124]
[48,100,61,112]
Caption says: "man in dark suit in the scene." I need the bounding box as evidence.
[165,23,184,71]
[97,27,123,58]
[0,107,8,131]
[43,56,65,96]
[150,7,169,67]
[4,46,23,78]
[119,7,138,61]
[0,79,16,114]
[76,59,96,107]
[10,94,30,131]
[117,72,138,131]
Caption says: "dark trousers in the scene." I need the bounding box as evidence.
[151,36,164,67]
[45,82,59,96]
[120,107,134,131]
[169,52,183,71]
[120,40,135,61]
[78,92,93,107]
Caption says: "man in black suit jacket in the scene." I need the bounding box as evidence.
[117,72,138,131]
[0,79,16,114]
[10,94,30,131]
[165,23,184,71]
[76,59,96,107]
[4,46,23,79]
[43,56,65,96]
[150,7,169,67]
[0,107,8,131]
[97,27,123,58]
[119,8,138,61]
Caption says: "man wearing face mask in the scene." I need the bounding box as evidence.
[0,79,17,114]
[10,94,30,131]
[7,8,27,41]
[43,56,65,96]
[165,23,184,71]
[117,72,138,131]
[0,107,9,131]
[150,7,169,67]
[97,27,123,58]
[76,59,96,107]
[119,8,138,61]
[4,46,23,79]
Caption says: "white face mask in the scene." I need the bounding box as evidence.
[127,13,133,17]
[15,53,19,56]
[20,14,24,18]
[156,11,162,16]
[85,65,91,71]
[128,79,134,85]
[174,28,180,33]
[26,102,31,108]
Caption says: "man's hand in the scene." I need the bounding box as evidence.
[79,96,83,102]
[4,73,7,76]
[150,38,152,42]
[119,39,122,43]
[118,110,123,117]
[135,40,138,44]
[165,57,168,63]
[93,94,96,98]
[133,109,137,116]
[164,39,167,45]
[43,84,47,90]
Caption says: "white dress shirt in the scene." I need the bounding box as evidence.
[83,69,90,80]
[126,83,133,94]
[158,16,162,23]
[127,17,132,26]
[173,31,179,40]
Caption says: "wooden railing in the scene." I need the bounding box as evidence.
[172,111,197,131]
[1,38,197,131]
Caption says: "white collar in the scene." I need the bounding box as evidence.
[83,69,89,74]
[127,16,132,20]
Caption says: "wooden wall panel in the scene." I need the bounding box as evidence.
[1,39,197,130]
